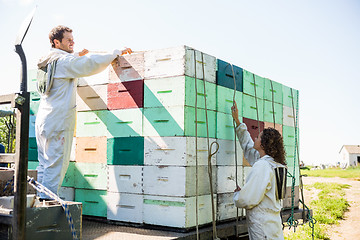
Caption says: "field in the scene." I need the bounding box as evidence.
[284,167,360,240]
[301,166,360,179]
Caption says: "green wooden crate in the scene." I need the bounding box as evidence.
[107,137,144,165]
[263,100,283,124]
[75,188,107,217]
[282,125,299,147]
[286,165,300,187]
[30,91,41,115]
[143,106,216,138]
[28,137,38,161]
[106,108,143,138]
[242,94,264,121]
[28,161,39,170]
[264,79,283,104]
[27,69,38,92]
[285,145,299,168]
[62,161,75,187]
[76,110,108,137]
[216,85,243,115]
[144,76,216,110]
[243,69,264,99]
[282,85,299,108]
[216,112,238,140]
[74,162,107,190]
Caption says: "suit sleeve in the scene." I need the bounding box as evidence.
[233,161,272,209]
[235,123,260,166]
[54,53,117,79]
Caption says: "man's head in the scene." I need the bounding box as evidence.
[49,25,74,53]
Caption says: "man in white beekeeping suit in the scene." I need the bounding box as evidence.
[35,25,132,200]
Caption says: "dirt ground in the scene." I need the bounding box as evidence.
[301,176,360,240]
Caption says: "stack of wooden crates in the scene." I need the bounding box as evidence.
[27,45,300,229]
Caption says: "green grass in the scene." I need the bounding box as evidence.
[301,166,360,179]
[284,182,350,240]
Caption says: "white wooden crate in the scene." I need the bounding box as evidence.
[143,194,216,228]
[216,139,244,166]
[283,105,295,127]
[144,136,216,166]
[109,52,145,82]
[77,65,110,87]
[216,166,243,194]
[107,192,143,223]
[217,192,245,221]
[143,165,216,197]
[144,45,216,83]
[76,84,108,112]
[70,137,76,161]
[59,187,75,201]
[107,165,143,194]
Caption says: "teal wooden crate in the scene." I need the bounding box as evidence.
[27,69,38,92]
[144,76,216,110]
[62,161,75,187]
[242,94,264,121]
[284,145,299,168]
[282,125,299,147]
[216,112,239,140]
[216,59,243,91]
[263,100,283,124]
[216,85,243,115]
[143,106,216,138]
[107,137,144,165]
[282,85,299,108]
[74,162,107,190]
[264,79,283,104]
[75,189,107,217]
[243,70,264,99]
[106,108,143,138]
[30,92,41,115]
[76,110,108,137]
[28,137,38,161]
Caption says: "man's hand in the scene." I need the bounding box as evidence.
[234,185,241,192]
[79,49,89,57]
[121,47,133,55]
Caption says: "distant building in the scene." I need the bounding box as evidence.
[339,145,360,168]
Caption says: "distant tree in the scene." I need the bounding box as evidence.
[0,115,16,153]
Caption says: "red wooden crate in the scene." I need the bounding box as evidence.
[107,80,144,110]
[242,117,264,142]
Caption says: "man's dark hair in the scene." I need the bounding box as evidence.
[49,25,72,48]
[260,128,287,165]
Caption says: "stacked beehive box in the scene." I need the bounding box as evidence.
[27,45,300,229]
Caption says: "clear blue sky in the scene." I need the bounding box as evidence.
[1,0,359,165]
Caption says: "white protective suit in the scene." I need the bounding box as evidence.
[36,48,118,198]
[233,123,285,240]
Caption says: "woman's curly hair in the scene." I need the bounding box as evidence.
[260,128,286,165]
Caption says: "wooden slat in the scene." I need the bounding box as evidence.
[0,93,16,105]
[0,154,15,163]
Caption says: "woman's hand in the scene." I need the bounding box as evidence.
[234,185,241,192]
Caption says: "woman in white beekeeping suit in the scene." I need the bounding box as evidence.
[36,25,132,200]
[231,102,287,240]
